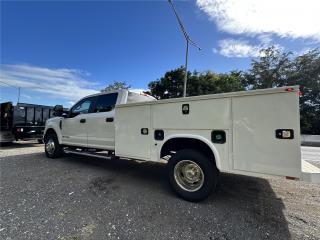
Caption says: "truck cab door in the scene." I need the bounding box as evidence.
[87,93,119,150]
[61,97,96,147]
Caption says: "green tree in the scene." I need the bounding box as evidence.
[242,46,293,89]
[288,49,320,134]
[101,81,131,92]
[148,67,244,99]
[148,67,185,99]
[242,47,320,134]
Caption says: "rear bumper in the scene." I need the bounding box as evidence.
[14,126,44,140]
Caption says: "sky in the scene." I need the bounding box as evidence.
[1,0,319,107]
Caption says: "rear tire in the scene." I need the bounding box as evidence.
[44,133,63,158]
[167,149,218,202]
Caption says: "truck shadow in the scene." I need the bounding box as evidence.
[0,141,41,149]
[56,153,291,239]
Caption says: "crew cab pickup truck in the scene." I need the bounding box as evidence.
[44,86,303,201]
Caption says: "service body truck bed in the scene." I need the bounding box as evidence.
[115,86,301,179]
[44,86,310,201]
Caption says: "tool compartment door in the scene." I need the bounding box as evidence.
[232,91,301,178]
[115,105,151,160]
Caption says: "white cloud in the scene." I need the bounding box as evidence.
[197,0,320,41]
[0,64,99,101]
[67,101,75,107]
[214,38,283,58]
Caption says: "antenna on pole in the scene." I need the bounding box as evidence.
[168,0,201,97]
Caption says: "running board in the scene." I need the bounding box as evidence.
[64,149,117,160]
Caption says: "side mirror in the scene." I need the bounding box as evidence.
[53,105,64,117]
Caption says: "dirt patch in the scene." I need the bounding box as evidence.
[88,176,118,194]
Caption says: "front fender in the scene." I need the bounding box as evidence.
[44,118,63,144]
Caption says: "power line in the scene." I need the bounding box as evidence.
[167,0,201,97]
[0,80,19,88]
[0,81,21,103]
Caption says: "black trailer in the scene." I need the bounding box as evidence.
[0,102,56,143]
[13,103,56,142]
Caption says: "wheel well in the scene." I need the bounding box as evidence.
[160,138,217,168]
[44,128,57,140]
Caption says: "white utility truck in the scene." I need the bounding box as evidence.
[44,86,302,201]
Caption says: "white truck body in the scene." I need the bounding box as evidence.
[44,86,304,201]
[115,86,301,179]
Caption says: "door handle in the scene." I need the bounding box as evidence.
[106,117,114,122]
[80,119,86,123]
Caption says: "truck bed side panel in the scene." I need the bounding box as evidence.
[232,91,301,178]
[152,98,230,130]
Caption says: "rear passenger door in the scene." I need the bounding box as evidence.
[87,93,118,150]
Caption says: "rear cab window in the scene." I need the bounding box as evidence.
[93,93,118,113]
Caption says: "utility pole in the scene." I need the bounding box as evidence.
[17,87,21,103]
[0,80,21,104]
[168,0,201,97]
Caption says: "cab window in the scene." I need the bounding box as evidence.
[70,97,95,117]
[93,93,118,113]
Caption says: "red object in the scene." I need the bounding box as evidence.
[285,87,295,92]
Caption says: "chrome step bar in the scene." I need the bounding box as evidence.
[63,148,168,164]
[64,148,116,160]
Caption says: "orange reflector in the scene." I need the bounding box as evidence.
[286,176,299,180]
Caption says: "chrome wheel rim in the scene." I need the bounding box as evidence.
[46,139,55,154]
[174,160,204,192]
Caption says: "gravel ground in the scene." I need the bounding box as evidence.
[0,141,319,240]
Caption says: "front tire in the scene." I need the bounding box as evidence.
[44,133,63,158]
[167,149,218,202]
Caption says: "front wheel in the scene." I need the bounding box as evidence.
[44,133,63,158]
[167,149,218,202]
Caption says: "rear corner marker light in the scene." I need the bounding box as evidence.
[275,129,294,139]
[285,87,294,92]
[298,91,303,96]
